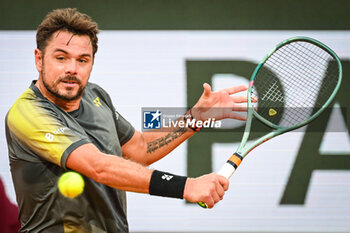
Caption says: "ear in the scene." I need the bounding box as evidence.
[34,49,43,73]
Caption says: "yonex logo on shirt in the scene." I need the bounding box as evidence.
[93,97,102,107]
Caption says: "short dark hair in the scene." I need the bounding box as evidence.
[36,8,99,56]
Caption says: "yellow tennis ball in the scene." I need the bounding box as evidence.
[58,171,85,198]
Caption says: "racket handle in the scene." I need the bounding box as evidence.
[217,162,237,179]
[197,153,243,208]
[218,153,243,179]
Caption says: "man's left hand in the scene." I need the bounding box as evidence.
[191,83,248,121]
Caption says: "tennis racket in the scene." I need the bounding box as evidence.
[198,36,342,208]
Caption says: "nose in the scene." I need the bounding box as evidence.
[65,59,78,75]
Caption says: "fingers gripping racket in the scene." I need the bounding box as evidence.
[198,37,342,208]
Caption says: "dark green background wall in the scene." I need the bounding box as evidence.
[0,0,349,30]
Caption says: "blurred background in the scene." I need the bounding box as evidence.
[0,0,349,232]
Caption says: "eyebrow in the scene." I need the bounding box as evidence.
[53,48,92,58]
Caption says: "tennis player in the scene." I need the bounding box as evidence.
[5,8,248,233]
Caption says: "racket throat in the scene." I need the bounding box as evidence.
[217,153,243,179]
[227,153,243,168]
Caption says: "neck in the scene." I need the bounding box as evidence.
[35,79,81,112]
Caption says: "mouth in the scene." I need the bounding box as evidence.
[59,76,81,87]
[60,79,79,88]
[62,80,77,84]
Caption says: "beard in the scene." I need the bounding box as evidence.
[41,69,85,101]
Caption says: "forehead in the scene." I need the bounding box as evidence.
[46,30,93,55]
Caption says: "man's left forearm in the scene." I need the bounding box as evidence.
[121,118,196,165]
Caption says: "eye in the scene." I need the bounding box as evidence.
[79,59,87,63]
[56,56,65,61]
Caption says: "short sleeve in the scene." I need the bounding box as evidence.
[91,83,135,146]
[114,111,135,146]
[6,89,89,168]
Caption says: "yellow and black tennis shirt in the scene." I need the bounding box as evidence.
[5,81,135,233]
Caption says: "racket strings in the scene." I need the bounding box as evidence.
[252,40,340,127]
[266,57,321,110]
[277,42,337,124]
[282,42,338,108]
[260,46,325,107]
[317,61,340,103]
[280,42,334,100]
[269,44,328,103]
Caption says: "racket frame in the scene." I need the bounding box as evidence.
[237,37,342,158]
[199,36,342,208]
